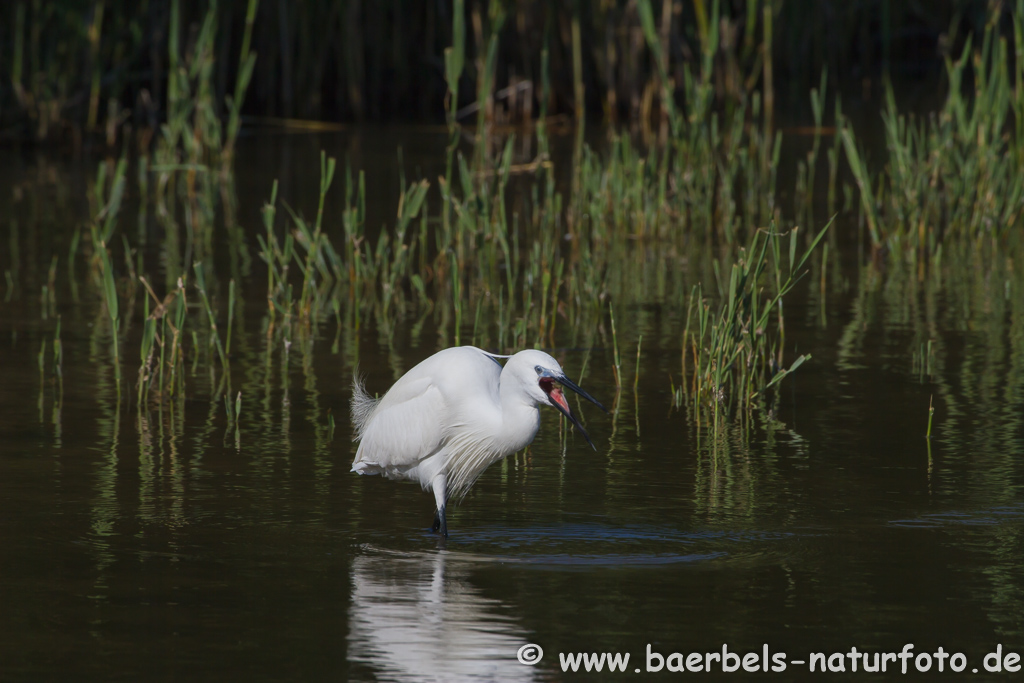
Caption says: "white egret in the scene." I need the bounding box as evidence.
[350,346,606,536]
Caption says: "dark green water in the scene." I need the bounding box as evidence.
[1,130,1023,681]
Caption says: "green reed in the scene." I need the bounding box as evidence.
[226,279,237,355]
[22,2,1021,449]
[680,220,831,428]
[292,152,338,318]
[926,395,935,440]
[89,158,128,399]
[0,1,991,145]
[223,0,260,167]
[441,0,466,244]
[821,3,1024,394]
[137,295,157,405]
[837,228,1024,460]
[193,262,229,377]
[139,0,258,175]
[6,0,1024,496]
[841,5,1024,256]
[52,315,63,379]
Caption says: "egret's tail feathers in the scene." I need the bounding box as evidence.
[351,460,384,475]
[350,374,381,441]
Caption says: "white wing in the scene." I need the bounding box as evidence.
[350,347,508,493]
[351,375,449,477]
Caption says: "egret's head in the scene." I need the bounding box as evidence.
[505,349,607,449]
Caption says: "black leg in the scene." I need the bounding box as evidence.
[431,506,448,537]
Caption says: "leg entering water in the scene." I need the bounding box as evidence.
[431,507,447,537]
[430,473,448,537]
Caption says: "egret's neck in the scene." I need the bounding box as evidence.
[498,374,542,453]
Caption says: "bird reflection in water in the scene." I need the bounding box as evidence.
[348,549,540,682]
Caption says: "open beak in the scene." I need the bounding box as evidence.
[541,372,607,450]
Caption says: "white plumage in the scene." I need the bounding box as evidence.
[351,346,605,536]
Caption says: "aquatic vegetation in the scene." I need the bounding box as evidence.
[90,157,128,399]
[676,220,832,427]
[842,5,1024,256]
[4,4,821,469]
[4,0,1022,464]
[0,1,987,141]
[830,5,1024,451]
[155,0,259,173]
[6,10,1024,677]
[836,232,1024,455]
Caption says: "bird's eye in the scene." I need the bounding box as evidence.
[534,365,543,375]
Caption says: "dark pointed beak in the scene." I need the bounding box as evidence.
[547,373,607,451]
[556,374,607,414]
